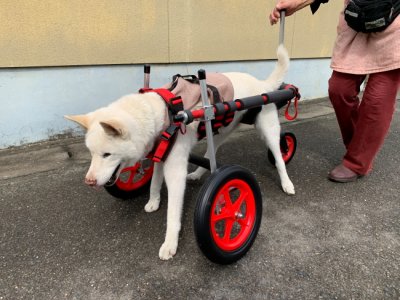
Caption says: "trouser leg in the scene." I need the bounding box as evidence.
[328,71,366,148]
[343,69,400,174]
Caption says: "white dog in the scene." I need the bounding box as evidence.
[65,45,294,260]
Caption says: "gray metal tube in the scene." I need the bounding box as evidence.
[198,69,217,173]
[279,10,286,45]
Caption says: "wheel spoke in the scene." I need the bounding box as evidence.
[232,190,248,213]
[223,189,233,210]
[222,219,235,243]
[211,188,235,223]
[237,214,250,227]
[212,211,231,223]
[122,164,139,173]
[211,191,234,223]
[114,160,154,192]
[127,169,136,183]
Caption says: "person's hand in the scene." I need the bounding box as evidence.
[269,0,313,25]
[269,5,284,25]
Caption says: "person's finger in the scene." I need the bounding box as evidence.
[273,7,281,22]
[276,2,293,16]
[269,12,279,25]
[269,14,277,25]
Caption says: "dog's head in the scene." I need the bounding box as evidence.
[65,111,144,187]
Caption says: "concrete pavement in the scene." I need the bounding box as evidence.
[1,98,399,299]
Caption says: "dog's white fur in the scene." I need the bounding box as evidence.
[65,45,294,260]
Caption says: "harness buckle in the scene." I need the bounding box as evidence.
[169,96,184,114]
[153,124,180,163]
[162,124,179,140]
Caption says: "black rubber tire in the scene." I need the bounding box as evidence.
[104,160,154,200]
[194,165,263,264]
[268,132,297,166]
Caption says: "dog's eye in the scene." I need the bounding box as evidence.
[103,153,111,158]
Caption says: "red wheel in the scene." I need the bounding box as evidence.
[104,158,154,199]
[194,165,262,264]
[281,132,296,163]
[115,162,154,191]
[268,132,297,165]
[210,179,257,252]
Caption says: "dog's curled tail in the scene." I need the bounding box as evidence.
[264,44,290,91]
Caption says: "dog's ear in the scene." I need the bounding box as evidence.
[99,120,126,138]
[64,114,90,130]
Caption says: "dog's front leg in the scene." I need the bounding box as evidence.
[158,133,194,260]
[145,162,164,212]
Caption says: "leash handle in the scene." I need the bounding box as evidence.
[279,10,286,45]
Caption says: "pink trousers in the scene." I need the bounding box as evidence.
[328,69,400,175]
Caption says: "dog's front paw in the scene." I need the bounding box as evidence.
[282,180,295,195]
[144,198,160,212]
[159,239,178,260]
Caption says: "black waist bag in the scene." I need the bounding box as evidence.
[344,0,399,33]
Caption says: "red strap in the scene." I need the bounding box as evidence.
[140,87,184,114]
[152,139,170,163]
[152,88,177,105]
[140,88,177,106]
[139,88,184,162]
[152,124,180,163]
[282,84,300,121]
[284,97,298,121]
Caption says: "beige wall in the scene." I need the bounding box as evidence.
[0,0,342,68]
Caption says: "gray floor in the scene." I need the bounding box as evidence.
[1,98,399,299]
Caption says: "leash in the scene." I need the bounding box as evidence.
[279,10,299,121]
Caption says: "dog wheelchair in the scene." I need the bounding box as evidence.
[104,64,300,264]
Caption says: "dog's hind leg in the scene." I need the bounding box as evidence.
[256,105,295,195]
[159,131,196,260]
[145,162,164,212]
